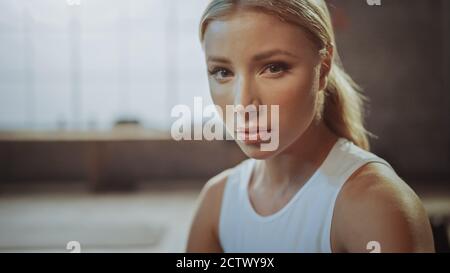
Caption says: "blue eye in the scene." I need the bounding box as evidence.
[208,68,233,81]
[263,62,290,75]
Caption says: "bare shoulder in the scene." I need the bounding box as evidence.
[202,168,234,200]
[333,162,435,253]
[186,168,234,252]
[197,168,234,216]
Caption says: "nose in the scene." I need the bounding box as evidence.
[233,75,260,109]
[233,75,260,124]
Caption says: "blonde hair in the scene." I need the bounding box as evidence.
[199,0,371,150]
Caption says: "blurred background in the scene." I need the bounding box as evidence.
[0,0,449,252]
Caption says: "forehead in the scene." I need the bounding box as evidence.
[203,10,316,58]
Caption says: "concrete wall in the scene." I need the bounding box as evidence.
[330,0,450,180]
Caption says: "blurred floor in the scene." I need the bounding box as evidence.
[0,181,448,253]
[0,181,202,253]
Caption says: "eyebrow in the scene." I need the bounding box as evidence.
[252,49,299,62]
[207,49,299,64]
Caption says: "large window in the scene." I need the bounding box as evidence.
[0,0,212,131]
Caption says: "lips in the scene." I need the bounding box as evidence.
[235,127,270,133]
[235,127,271,144]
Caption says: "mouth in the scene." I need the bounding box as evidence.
[235,127,272,144]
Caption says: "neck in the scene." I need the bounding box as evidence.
[257,120,339,189]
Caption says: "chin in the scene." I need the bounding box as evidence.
[236,141,281,160]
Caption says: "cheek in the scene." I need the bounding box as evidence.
[261,68,320,123]
[258,67,321,147]
[208,80,236,127]
[208,80,230,109]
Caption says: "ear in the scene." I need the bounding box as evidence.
[318,45,333,91]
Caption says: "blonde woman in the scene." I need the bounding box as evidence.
[186,0,434,253]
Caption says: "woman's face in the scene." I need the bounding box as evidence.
[203,10,326,159]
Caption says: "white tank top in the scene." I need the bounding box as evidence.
[219,137,393,253]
